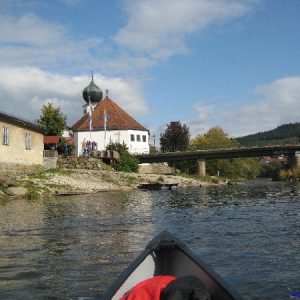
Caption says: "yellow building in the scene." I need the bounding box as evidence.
[0,111,44,175]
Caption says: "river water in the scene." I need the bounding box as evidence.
[0,180,299,299]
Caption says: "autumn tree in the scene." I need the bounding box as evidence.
[188,126,259,179]
[37,103,67,136]
[189,134,209,150]
[160,121,190,152]
[189,126,238,150]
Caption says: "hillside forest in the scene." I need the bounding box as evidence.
[159,122,300,180]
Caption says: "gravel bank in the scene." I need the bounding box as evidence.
[25,169,223,195]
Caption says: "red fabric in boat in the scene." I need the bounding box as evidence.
[120,275,176,300]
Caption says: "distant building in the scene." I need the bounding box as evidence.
[0,111,44,174]
[259,155,287,165]
[71,76,149,156]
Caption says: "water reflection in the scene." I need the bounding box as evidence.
[0,181,299,299]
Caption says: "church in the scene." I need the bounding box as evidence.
[71,76,150,156]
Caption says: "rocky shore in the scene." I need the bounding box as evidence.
[0,168,225,199]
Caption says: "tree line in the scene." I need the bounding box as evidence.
[236,123,300,146]
[159,121,259,179]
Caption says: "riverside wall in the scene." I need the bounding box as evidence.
[0,162,44,176]
[57,157,111,171]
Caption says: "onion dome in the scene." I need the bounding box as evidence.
[82,74,103,103]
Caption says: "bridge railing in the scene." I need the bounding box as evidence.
[149,141,300,154]
[159,145,189,153]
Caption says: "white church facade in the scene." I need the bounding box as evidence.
[71,76,150,156]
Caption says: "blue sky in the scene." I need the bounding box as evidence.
[1,0,300,141]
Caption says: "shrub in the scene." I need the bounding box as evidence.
[274,168,296,181]
[206,158,260,179]
[115,152,139,172]
[27,185,38,200]
[211,177,220,184]
[106,142,128,154]
[260,162,284,178]
[57,137,75,157]
[292,167,300,178]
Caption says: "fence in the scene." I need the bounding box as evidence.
[43,150,58,158]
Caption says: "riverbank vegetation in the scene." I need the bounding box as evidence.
[106,142,139,172]
[159,124,261,180]
[158,122,300,181]
[260,162,300,181]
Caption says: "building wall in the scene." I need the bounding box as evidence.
[74,129,149,156]
[0,120,44,165]
[127,130,149,154]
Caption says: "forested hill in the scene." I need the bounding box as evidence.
[237,123,300,146]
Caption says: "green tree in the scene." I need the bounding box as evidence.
[160,121,190,152]
[37,103,67,136]
[188,126,259,179]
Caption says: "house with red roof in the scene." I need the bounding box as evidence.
[71,76,150,156]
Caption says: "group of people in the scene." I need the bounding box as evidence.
[81,139,97,156]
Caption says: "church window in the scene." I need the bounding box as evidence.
[3,126,9,145]
[25,131,31,150]
[136,134,141,142]
[130,134,135,142]
[142,135,147,142]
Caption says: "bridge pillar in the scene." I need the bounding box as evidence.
[197,159,206,177]
[288,152,300,169]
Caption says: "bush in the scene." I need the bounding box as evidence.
[206,158,260,179]
[292,167,300,178]
[115,152,139,172]
[57,137,75,157]
[106,142,128,154]
[26,185,38,200]
[260,162,284,178]
[273,168,300,181]
[175,161,197,175]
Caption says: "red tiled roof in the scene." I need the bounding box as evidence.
[71,97,148,132]
[44,136,59,144]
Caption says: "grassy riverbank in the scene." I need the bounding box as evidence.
[0,168,227,200]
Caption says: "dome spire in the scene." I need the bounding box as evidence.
[82,71,103,103]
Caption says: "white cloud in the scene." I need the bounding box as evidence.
[189,103,214,136]
[115,0,256,60]
[0,67,150,125]
[189,77,300,137]
[0,14,103,71]
[0,14,66,46]
[0,1,261,83]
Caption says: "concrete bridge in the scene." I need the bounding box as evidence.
[137,145,300,176]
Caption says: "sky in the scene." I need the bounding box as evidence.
[1,0,300,143]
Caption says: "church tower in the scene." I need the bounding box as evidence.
[82,72,103,114]
[72,73,150,156]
